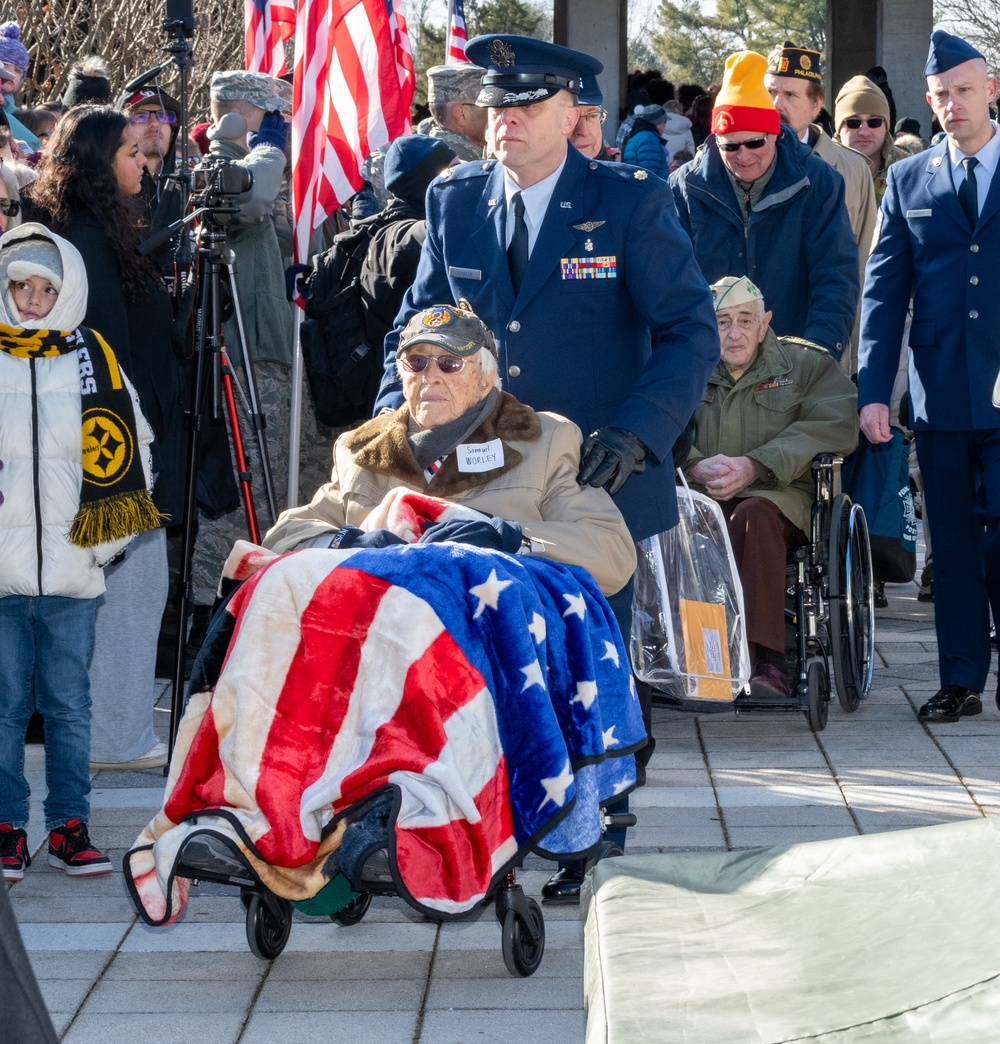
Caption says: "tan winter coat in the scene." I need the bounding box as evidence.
[685,330,859,536]
[264,392,636,595]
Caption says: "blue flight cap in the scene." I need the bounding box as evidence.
[578,74,603,107]
[924,30,984,77]
[465,34,603,108]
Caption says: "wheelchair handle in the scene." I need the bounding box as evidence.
[604,813,637,830]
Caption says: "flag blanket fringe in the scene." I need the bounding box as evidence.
[125,533,643,924]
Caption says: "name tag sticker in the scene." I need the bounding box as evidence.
[906,209,932,218]
[456,439,505,472]
[448,266,482,280]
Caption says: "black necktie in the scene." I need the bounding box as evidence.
[959,156,979,228]
[507,191,528,294]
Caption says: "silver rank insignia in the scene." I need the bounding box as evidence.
[584,238,594,252]
[572,220,606,232]
[440,167,454,179]
[634,170,648,180]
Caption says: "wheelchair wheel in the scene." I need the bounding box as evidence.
[805,657,829,732]
[245,893,292,959]
[331,891,372,926]
[501,897,545,977]
[829,495,875,711]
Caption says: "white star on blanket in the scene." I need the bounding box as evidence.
[562,592,587,619]
[521,659,546,692]
[573,680,599,710]
[603,725,618,748]
[470,569,514,618]
[538,759,574,811]
[601,640,620,667]
[527,612,547,645]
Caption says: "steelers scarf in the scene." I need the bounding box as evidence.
[0,323,162,547]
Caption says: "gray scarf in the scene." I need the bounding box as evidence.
[408,387,499,469]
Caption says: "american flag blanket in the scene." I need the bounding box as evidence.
[124,499,643,924]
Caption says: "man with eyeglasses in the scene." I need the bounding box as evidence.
[858,30,1000,724]
[670,50,858,361]
[569,75,616,162]
[834,76,910,203]
[117,87,182,221]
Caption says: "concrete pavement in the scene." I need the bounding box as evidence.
[8,578,999,1043]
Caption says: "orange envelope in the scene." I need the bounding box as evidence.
[679,599,732,701]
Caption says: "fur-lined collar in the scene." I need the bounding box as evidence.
[344,391,542,496]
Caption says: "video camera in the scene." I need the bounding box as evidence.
[190,154,253,203]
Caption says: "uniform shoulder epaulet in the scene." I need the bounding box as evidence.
[779,335,829,355]
[432,158,496,186]
[588,159,659,187]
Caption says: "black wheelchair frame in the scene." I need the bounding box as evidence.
[734,454,875,730]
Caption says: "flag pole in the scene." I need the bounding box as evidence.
[286,307,304,510]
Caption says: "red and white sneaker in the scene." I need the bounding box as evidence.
[47,819,112,876]
[1,823,30,881]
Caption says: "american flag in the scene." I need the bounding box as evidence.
[291,0,415,264]
[445,0,470,64]
[244,0,296,76]
[125,540,642,925]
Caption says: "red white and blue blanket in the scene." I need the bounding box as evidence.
[125,499,643,923]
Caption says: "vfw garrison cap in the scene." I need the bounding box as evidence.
[710,275,764,311]
[465,34,603,108]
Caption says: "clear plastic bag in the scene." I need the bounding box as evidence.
[630,474,751,703]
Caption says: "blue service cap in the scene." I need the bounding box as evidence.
[465,34,603,108]
[578,74,603,107]
[924,30,984,77]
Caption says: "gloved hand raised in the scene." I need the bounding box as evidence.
[578,426,648,496]
[332,526,406,549]
[248,110,288,152]
[417,517,523,554]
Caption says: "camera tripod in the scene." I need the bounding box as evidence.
[154,206,280,755]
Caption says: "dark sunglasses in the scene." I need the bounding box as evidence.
[843,117,884,129]
[717,136,770,152]
[129,110,177,125]
[0,198,21,217]
[399,354,466,374]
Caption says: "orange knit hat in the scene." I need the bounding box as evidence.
[711,51,781,137]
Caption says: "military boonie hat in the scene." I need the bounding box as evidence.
[397,299,498,358]
[766,41,823,84]
[465,34,603,109]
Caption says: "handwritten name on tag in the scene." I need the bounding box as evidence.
[905,209,932,218]
[457,439,505,472]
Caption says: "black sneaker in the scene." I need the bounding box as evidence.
[1,823,30,881]
[47,820,112,876]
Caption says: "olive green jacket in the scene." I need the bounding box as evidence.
[685,330,859,535]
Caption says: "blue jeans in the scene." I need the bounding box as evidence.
[0,595,97,830]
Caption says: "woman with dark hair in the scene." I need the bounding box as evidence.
[26,105,184,771]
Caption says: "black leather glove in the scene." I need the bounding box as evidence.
[417,517,523,553]
[332,525,406,549]
[248,110,288,152]
[578,427,648,496]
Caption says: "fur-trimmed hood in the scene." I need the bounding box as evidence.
[343,390,542,497]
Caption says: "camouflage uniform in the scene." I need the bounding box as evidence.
[426,120,484,162]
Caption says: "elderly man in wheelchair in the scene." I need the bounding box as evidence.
[683,276,860,708]
[123,301,645,965]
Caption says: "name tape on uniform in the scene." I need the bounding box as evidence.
[457,439,505,473]
[560,256,617,280]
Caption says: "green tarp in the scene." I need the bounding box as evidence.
[583,818,1000,1042]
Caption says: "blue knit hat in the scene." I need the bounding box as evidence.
[924,30,984,77]
[0,22,29,73]
[384,134,457,203]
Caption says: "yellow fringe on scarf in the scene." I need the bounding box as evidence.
[69,490,163,548]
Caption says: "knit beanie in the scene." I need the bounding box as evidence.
[62,56,112,108]
[384,135,458,204]
[1,234,64,325]
[834,76,890,130]
[0,22,29,73]
[711,51,780,137]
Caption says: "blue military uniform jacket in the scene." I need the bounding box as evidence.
[858,134,1000,431]
[375,143,719,539]
[669,126,859,359]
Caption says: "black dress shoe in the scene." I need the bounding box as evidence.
[541,866,584,904]
[917,686,983,723]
